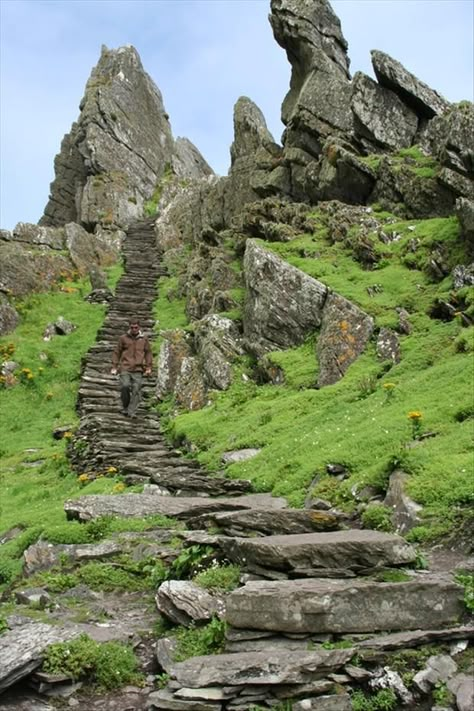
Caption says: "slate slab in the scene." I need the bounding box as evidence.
[64,493,287,521]
[226,576,465,634]
[221,529,416,576]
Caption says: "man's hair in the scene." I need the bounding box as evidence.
[129,318,140,326]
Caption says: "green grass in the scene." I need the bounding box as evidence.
[164,212,473,537]
[42,633,142,689]
[0,268,129,589]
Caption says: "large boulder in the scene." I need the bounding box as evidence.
[243,239,327,354]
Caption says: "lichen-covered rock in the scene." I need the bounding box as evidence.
[0,297,19,335]
[370,156,456,218]
[420,101,474,177]
[172,137,213,180]
[351,72,418,150]
[383,470,423,534]
[64,222,119,274]
[376,327,401,363]
[174,355,208,411]
[317,292,373,387]
[156,330,194,401]
[0,243,71,296]
[243,239,327,353]
[371,50,450,119]
[226,96,281,216]
[194,314,244,391]
[455,198,474,248]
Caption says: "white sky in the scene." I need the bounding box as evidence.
[0,0,473,230]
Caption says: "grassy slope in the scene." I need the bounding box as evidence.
[0,268,126,583]
[163,209,474,539]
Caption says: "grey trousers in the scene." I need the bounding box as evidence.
[119,371,143,415]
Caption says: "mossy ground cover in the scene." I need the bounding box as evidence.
[162,211,473,539]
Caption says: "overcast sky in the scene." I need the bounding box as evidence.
[0,0,473,231]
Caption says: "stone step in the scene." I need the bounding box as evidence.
[225,576,466,634]
[221,529,417,577]
[65,493,288,522]
[187,508,342,536]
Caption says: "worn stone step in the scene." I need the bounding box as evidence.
[166,648,354,690]
[225,576,466,634]
[187,508,341,536]
[65,493,288,522]
[221,529,417,577]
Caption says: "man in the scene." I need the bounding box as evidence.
[111,319,152,417]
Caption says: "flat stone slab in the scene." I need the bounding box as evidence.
[225,576,465,634]
[64,493,287,521]
[169,648,354,688]
[0,622,81,692]
[357,624,474,651]
[221,529,416,576]
[188,508,340,536]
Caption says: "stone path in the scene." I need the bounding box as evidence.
[2,219,472,710]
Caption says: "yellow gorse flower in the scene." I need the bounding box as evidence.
[408,411,423,420]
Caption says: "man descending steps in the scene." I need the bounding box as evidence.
[111,317,153,417]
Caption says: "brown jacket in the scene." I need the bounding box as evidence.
[112,330,153,373]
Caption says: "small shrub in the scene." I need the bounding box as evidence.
[174,617,227,662]
[455,573,474,612]
[361,504,394,532]
[193,563,241,593]
[351,688,397,711]
[169,544,216,579]
[42,633,140,689]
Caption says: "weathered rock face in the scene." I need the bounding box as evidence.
[371,50,450,120]
[420,102,474,186]
[40,45,211,231]
[316,293,374,386]
[0,221,120,301]
[351,72,419,151]
[243,239,328,353]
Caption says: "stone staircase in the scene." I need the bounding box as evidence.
[1,219,472,711]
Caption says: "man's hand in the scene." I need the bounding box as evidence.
[144,368,152,376]
[111,368,118,375]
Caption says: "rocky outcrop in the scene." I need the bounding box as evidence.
[40,45,211,232]
[0,221,119,298]
[371,50,450,119]
[156,315,244,410]
[351,72,418,151]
